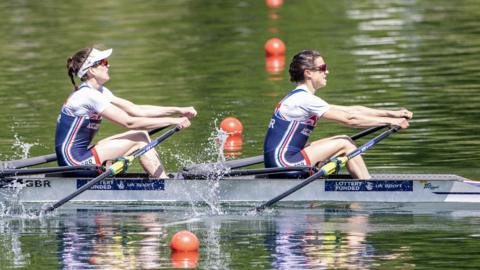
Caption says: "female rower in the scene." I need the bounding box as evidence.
[263,50,412,179]
[55,47,197,178]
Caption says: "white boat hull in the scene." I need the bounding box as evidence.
[1,174,479,203]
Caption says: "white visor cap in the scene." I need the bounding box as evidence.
[77,48,112,78]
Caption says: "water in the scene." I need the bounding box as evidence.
[1,204,480,269]
[1,0,480,269]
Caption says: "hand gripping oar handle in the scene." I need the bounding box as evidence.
[43,126,180,213]
[254,125,400,212]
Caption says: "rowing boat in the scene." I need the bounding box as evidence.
[1,126,478,207]
[1,173,479,203]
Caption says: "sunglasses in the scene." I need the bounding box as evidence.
[93,58,109,67]
[312,64,327,72]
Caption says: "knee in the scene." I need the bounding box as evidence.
[337,135,356,150]
[131,130,151,143]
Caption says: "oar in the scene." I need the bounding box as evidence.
[0,154,57,170]
[253,125,400,212]
[42,126,180,213]
[182,125,389,176]
[1,127,168,169]
[350,124,388,141]
[0,165,101,177]
[225,166,315,177]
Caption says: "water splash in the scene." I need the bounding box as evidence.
[8,126,40,160]
[0,180,40,219]
[167,120,233,215]
[0,126,49,219]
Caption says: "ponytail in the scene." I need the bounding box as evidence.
[66,57,78,90]
[66,48,92,91]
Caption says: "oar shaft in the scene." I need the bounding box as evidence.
[255,126,399,211]
[227,155,264,169]
[256,171,325,211]
[1,154,57,170]
[226,166,313,177]
[0,165,101,177]
[350,125,388,141]
[131,127,179,158]
[45,170,114,212]
[347,126,400,159]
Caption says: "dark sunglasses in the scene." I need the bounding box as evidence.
[93,58,109,67]
[312,64,327,72]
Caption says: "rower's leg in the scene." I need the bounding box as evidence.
[94,130,167,178]
[303,135,371,179]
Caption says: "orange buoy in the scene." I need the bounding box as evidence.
[171,251,199,269]
[264,38,286,57]
[220,117,243,135]
[266,0,283,9]
[265,55,285,74]
[224,136,243,151]
[170,230,200,252]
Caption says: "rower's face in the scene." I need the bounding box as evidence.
[311,57,328,89]
[90,61,110,83]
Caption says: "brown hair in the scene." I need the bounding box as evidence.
[66,48,92,90]
[288,50,322,83]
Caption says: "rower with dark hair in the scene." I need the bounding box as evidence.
[263,50,413,179]
[56,47,197,178]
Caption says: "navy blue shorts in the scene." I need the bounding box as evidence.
[264,150,312,178]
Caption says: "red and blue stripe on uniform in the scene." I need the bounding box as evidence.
[264,89,317,168]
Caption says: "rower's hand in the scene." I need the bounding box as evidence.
[180,107,197,119]
[175,117,191,129]
[399,109,413,120]
[392,118,409,129]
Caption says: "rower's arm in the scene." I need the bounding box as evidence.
[332,105,413,119]
[322,106,409,128]
[111,96,197,119]
[101,104,190,130]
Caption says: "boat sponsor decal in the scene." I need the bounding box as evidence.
[325,180,413,192]
[0,179,52,188]
[77,179,165,190]
[423,182,440,190]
